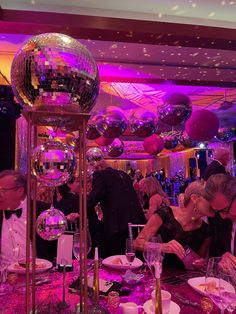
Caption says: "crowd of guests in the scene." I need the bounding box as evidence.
[0,147,235,273]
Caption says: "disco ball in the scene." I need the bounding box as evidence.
[36,206,67,241]
[158,93,192,126]
[86,123,100,140]
[179,131,198,148]
[107,138,124,157]
[162,135,179,150]
[11,33,100,126]
[86,147,104,162]
[130,111,157,137]
[216,127,234,142]
[32,139,77,186]
[95,107,128,138]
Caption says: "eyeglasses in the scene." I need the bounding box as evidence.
[215,195,235,215]
[0,186,19,194]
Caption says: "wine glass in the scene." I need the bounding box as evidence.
[73,230,92,262]
[125,238,135,270]
[219,269,236,313]
[205,257,226,313]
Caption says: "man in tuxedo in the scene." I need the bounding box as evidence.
[0,170,51,263]
[203,147,229,181]
[87,161,146,257]
[205,174,236,267]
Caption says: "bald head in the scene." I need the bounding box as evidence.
[213,148,230,166]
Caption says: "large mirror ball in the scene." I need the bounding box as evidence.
[11,33,100,126]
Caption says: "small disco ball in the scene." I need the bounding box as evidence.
[107,138,124,157]
[86,147,104,162]
[130,111,157,137]
[11,33,100,126]
[216,127,234,142]
[158,93,192,126]
[32,139,77,186]
[36,206,67,241]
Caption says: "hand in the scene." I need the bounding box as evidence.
[220,252,236,271]
[66,213,79,222]
[161,240,185,259]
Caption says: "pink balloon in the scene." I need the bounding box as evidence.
[143,134,164,155]
[95,136,114,146]
[185,109,219,141]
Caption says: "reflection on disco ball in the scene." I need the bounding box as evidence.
[216,127,234,142]
[32,139,77,186]
[65,133,79,148]
[162,136,179,150]
[86,123,100,140]
[36,206,67,241]
[107,138,124,157]
[179,131,198,148]
[158,93,192,126]
[95,107,128,138]
[11,33,100,126]
[130,111,157,137]
[86,147,104,162]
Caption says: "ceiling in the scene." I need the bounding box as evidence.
[0,1,236,158]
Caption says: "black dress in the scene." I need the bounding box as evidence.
[155,205,211,269]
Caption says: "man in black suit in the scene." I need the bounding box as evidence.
[203,148,230,181]
[205,174,236,268]
[87,161,146,258]
[0,170,53,263]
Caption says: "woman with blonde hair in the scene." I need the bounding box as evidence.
[135,180,214,268]
[139,176,170,219]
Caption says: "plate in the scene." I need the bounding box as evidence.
[8,258,53,274]
[143,299,180,314]
[187,276,235,297]
[102,255,143,270]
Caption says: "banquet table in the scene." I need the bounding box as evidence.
[0,260,235,314]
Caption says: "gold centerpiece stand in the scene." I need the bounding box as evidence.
[23,110,90,314]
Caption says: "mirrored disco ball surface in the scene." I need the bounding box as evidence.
[32,139,77,186]
[86,147,104,162]
[36,207,67,241]
[11,33,100,125]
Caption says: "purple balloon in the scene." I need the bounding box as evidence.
[95,108,128,138]
[163,135,179,150]
[216,127,234,142]
[130,111,157,137]
[179,131,198,148]
[107,138,124,157]
[86,123,100,140]
[158,93,192,126]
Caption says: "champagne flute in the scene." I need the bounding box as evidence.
[205,257,226,313]
[125,238,135,270]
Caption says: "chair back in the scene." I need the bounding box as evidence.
[128,222,145,239]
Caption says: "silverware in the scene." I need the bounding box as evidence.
[173,292,199,307]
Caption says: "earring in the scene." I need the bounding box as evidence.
[191,206,198,221]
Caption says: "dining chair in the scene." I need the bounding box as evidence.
[128,222,145,239]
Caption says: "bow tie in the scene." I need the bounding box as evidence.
[4,208,22,220]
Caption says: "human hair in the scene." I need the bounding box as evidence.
[213,148,229,162]
[183,180,206,207]
[0,169,27,194]
[93,160,108,171]
[139,177,167,198]
[205,174,236,202]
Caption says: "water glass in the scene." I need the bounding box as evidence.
[107,291,120,314]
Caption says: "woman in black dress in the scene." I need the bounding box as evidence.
[134,180,214,268]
